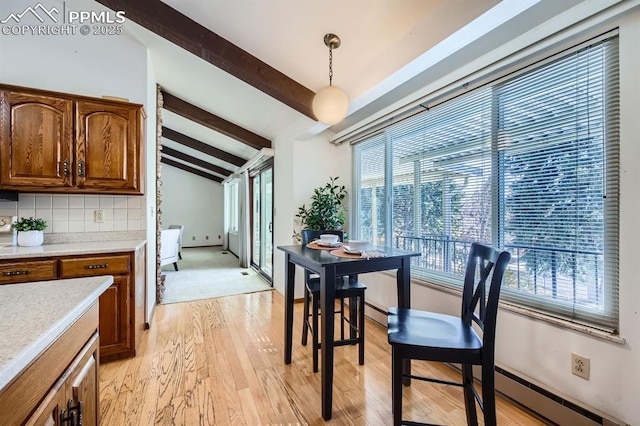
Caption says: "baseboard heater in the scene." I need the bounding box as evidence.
[494,366,627,426]
[364,302,627,426]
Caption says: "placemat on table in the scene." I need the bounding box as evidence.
[329,248,363,258]
[306,241,342,250]
[330,248,388,259]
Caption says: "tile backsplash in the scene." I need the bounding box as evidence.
[0,193,146,244]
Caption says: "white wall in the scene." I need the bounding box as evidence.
[144,50,158,324]
[161,165,224,247]
[272,134,295,295]
[0,2,147,103]
[272,133,351,298]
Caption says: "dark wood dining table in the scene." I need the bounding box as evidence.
[277,243,421,420]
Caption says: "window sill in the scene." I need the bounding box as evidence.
[388,271,628,345]
[498,302,626,345]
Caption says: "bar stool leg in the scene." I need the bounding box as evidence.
[302,286,310,346]
[313,292,320,373]
[359,293,365,365]
[340,298,346,340]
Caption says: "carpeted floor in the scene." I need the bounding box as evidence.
[161,246,273,304]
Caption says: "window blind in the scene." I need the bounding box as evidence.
[386,88,494,280]
[354,134,387,246]
[496,38,619,330]
[352,34,619,331]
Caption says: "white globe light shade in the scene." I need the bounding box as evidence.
[312,85,349,125]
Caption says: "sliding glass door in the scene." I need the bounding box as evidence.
[250,161,273,281]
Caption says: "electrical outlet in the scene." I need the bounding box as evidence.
[94,210,104,223]
[571,353,590,380]
[192,236,195,241]
[206,235,209,240]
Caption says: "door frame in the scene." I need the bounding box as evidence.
[249,158,274,283]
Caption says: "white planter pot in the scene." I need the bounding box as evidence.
[17,230,44,247]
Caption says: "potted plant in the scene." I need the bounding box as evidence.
[294,176,348,242]
[15,217,47,247]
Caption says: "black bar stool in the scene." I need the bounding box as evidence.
[301,230,367,373]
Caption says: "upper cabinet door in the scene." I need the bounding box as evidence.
[0,91,73,188]
[76,100,141,193]
[0,85,144,195]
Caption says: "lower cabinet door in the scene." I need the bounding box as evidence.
[98,275,131,360]
[25,379,65,426]
[26,334,100,426]
[69,336,99,426]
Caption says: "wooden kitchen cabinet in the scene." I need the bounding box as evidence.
[0,84,144,195]
[24,378,66,426]
[60,253,136,360]
[96,275,130,358]
[0,259,57,285]
[0,90,73,189]
[25,335,99,426]
[0,302,100,426]
[67,334,99,425]
[76,100,141,193]
[0,246,146,362]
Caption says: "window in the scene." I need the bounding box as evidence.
[229,180,239,232]
[355,135,387,246]
[353,35,619,331]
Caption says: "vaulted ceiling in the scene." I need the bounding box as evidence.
[92,0,591,182]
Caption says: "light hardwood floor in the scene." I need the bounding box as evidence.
[100,290,547,425]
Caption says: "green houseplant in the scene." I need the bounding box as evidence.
[15,217,47,247]
[294,176,348,242]
[15,217,47,232]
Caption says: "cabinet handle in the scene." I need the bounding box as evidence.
[78,160,85,177]
[1,270,30,276]
[58,409,67,424]
[84,263,108,270]
[59,407,76,425]
[63,159,70,177]
[67,399,82,426]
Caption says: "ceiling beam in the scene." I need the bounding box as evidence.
[161,145,233,177]
[162,127,246,167]
[161,90,271,150]
[96,0,316,119]
[161,157,223,183]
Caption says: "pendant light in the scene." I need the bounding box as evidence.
[312,33,349,125]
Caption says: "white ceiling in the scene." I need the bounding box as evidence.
[113,0,595,173]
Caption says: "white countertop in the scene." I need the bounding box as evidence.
[0,239,146,260]
[0,276,113,392]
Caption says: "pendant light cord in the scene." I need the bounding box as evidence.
[329,47,333,86]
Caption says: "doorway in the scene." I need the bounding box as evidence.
[250,160,273,281]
